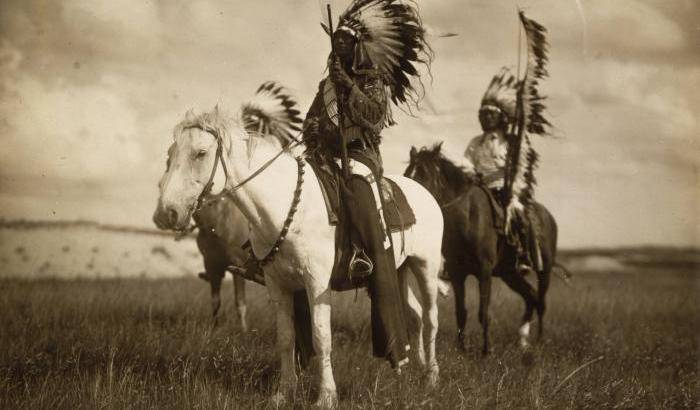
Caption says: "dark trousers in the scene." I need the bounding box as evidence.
[343,175,409,367]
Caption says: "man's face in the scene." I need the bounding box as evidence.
[333,30,356,60]
[479,108,503,132]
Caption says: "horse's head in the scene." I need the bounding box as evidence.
[153,107,235,231]
[153,82,303,232]
[404,142,472,203]
[404,142,447,197]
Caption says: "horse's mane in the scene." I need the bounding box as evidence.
[173,82,302,151]
[412,143,474,190]
[173,107,240,146]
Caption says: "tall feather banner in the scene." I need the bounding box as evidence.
[504,11,551,230]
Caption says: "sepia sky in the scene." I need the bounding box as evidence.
[0,0,697,248]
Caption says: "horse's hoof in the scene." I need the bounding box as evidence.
[423,366,439,389]
[313,389,338,409]
[456,335,466,352]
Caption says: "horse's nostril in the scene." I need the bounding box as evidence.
[167,207,178,226]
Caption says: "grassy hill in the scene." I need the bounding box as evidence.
[0,219,201,279]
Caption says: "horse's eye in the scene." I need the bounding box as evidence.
[194,150,207,160]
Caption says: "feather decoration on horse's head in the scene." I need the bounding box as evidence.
[328,0,433,109]
[241,81,303,147]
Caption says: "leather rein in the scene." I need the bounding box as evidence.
[174,125,303,251]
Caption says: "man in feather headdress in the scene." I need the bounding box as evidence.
[465,12,551,274]
[465,68,537,271]
[303,0,432,369]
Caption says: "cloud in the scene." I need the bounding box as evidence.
[0,0,697,246]
[584,0,686,60]
[0,42,144,183]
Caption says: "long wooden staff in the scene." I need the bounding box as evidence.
[327,4,350,180]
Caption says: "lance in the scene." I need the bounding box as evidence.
[327,3,350,180]
[504,12,526,206]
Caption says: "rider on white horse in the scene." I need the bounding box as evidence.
[301,0,433,369]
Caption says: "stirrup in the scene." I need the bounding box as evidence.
[517,263,534,275]
[516,249,534,274]
[349,246,373,279]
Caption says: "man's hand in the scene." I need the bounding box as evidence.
[330,58,354,89]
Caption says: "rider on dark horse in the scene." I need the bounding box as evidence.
[302,0,432,369]
[464,68,542,273]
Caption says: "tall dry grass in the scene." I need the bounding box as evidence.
[0,268,697,409]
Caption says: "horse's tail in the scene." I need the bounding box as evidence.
[240,81,303,146]
[552,262,573,285]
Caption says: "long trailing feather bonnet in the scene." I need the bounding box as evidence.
[503,11,552,228]
[322,0,433,110]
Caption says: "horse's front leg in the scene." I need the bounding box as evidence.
[307,288,337,408]
[477,269,493,355]
[266,281,297,406]
[232,274,248,332]
[448,265,467,351]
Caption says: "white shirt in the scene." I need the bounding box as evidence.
[464,130,508,188]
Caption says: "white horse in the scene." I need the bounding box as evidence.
[154,104,444,407]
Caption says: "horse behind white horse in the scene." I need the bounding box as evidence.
[191,191,250,328]
[154,90,444,407]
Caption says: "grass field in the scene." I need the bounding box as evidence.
[0,267,697,409]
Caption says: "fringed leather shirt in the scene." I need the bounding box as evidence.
[303,68,388,164]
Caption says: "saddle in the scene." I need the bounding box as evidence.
[307,159,416,291]
[476,183,543,271]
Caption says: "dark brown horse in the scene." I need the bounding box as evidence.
[405,143,568,353]
[191,192,249,328]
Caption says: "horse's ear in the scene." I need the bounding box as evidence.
[185,109,196,122]
[410,146,417,159]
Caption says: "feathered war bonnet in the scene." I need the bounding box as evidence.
[323,0,433,110]
[480,67,520,124]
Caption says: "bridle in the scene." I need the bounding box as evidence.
[173,125,305,272]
